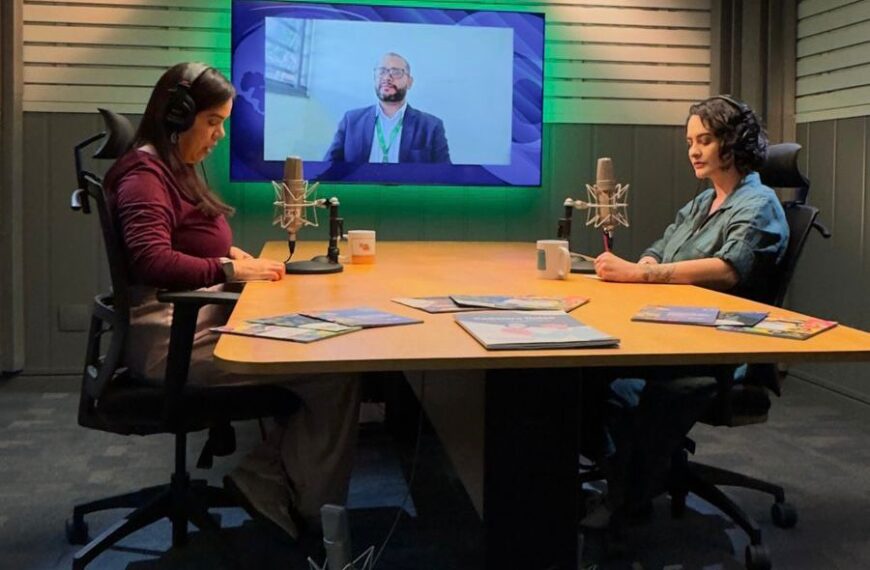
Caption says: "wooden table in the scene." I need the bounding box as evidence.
[215,241,870,569]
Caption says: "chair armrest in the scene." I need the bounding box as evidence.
[812,220,832,239]
[158,289,240,426]
[157,290,239,307]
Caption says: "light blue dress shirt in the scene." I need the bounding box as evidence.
[368,103,407,163]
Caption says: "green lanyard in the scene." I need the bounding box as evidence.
[375,115,403,163]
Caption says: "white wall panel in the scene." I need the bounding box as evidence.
[797,0,870,123]
[23,0,711,125]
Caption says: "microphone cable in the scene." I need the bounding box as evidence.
[370,374,427,569]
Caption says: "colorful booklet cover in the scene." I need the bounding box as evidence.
[715,311,769,327]
[632,305,720,326]
[211,323,359,343]
[454,310,619,350]
[718,317,838,340]
[391,296,478,314]
[301,307,423,328]
[248,313,359,332]
[450,295,590,312]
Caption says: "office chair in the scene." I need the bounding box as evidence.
[667,142,831,570]
[66,109,301,569]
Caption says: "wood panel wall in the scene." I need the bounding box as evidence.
[796,0,870,123]
[22,0,712,125]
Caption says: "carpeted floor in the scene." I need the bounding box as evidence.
[1,373,869,569]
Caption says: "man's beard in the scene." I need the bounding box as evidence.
[376,84,407,103]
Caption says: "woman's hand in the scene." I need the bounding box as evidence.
[594,252,643,282]
[231,258,285,281]
[228,246,254,260]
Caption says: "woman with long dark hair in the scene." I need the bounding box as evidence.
[104,63,361,542]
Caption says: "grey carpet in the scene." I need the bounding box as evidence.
[1,374,869,569]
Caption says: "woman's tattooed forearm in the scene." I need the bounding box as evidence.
[641,263,675,283]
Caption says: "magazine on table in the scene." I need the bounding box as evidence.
[714,311,769,327]
[211,322,359,343]
[391,296,478,314]
[718,316,837,340]
[449,295,589,312]
[301,307,423,328]
[632,305,720,326]
[454,310,619,350]
[249,313,360,332]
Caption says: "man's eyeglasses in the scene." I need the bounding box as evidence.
[374,67,407,79]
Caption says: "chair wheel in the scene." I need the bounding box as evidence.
[745,544,772,570]
[65,517,89,545]
[771,501,797,528]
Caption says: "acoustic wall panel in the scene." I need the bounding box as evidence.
[797,0,870,123]
[22,0,711,125]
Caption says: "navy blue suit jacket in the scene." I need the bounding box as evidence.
[324,104,450,163]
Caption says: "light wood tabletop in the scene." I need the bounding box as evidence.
[213,241,870,375]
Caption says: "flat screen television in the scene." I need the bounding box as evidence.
[231,0,545,186]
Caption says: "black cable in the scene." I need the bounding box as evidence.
[370,375,427,569]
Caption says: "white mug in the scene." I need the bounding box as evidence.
[536,240,570,280]
[345,230,376,264]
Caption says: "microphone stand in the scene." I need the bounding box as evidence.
[556,201,573,242]
[557,199,595,274]
[285,197,344,275]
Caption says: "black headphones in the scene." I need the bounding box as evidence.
[164,62,212,135]
[708,94,756,143]
[709,94,743,111]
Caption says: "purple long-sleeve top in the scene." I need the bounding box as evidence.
[104,149,231,290]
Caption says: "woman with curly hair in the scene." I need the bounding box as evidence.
[582,96,789,526]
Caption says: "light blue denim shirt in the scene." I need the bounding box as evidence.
[642,172,789,302]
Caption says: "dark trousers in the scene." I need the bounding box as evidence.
[582,366,725,510]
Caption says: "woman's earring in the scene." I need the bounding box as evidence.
[170,131,178,144]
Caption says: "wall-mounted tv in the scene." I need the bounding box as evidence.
[231,1,545,186]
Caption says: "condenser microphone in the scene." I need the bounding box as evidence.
[582,157,629,250]
[321,504,352,570]
[282,156,308,258]
[594,158,617,234]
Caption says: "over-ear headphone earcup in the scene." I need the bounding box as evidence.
[164,63,211,135]
[165,82,197,134]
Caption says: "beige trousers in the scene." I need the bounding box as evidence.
[125,284,362,528]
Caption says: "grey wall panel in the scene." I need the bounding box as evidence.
[22,114,52,372]
[790,117,870,403]
[23,112,109,374]
[830,117,865,323]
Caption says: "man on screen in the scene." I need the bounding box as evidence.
[324,53,451,164]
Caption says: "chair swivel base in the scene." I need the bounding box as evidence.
[672,459,797,570]
[67,479,234,570]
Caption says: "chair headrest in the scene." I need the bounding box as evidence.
[758,143,808,191]
[93,108,135,159]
